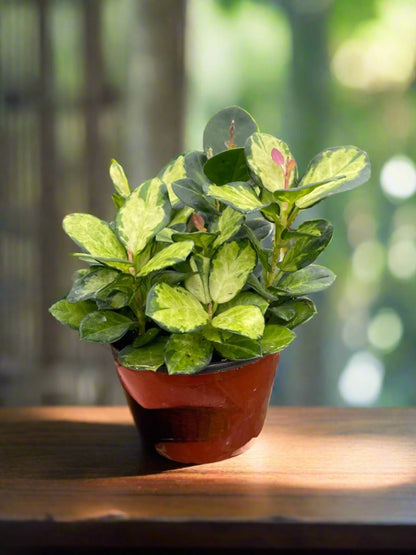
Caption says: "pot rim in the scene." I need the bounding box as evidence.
[111,345,263,375]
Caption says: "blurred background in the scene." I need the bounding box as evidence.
[1,0,416,407]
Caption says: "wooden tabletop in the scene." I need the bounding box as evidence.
[1,406,416,551]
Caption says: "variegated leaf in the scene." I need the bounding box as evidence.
[276,264,336,296]
[164,332,213,375]
[212,304,265,339]
[203,327,261,360]
[296,146,371,209]
[217,291,269,315]
[212,206,245,248]
[146,283,209,333]
[67,268,120,303]
[79,310,134,343]
[109,159,130,198]
[209,240,256,304]
[137,240,194,277]
[116,177,171,255]
[206,182,267,213]
[185,255,211,304]
[63,213,128,271]
[158,154,186,207]
[117,337,168,371]
[245,132,297,192]
[49,298,96,330]
[260,324,296,354]
[279,219,333,272]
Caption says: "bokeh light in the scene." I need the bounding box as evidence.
[387,239,416,279]
[380,155,416,200]
[338,351,385,406]
[352,240,385,283]
[367,308,403,353]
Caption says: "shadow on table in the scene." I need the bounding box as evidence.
[0,419,185,479]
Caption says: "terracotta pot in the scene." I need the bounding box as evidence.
[113,352,280,464]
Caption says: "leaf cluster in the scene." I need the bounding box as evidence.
[50,106,371,375]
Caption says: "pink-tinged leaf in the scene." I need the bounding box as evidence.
[271,148,285,166]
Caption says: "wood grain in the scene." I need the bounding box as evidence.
[1,406,416,550]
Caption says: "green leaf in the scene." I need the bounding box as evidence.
[49,298,96,330]
[172,231,218,251]
[203,148,250,185]
[203,106,258,156]
[203,327,261,360]
[164,332,213,375]
[260,324,296,355]
[245,132,297,192]
[184,151,207,185]
[172,178,217,214]
[206,182,267,214]
[155,228,175,243]
[217,291,269,315]
[233,218,272,241]
[95,274,136,309]
[137,240,194,277]
[212,206,245,248]
[279,219,333,272]
[268,297,317,329]
[169,205,193,227]
[63,214,128,271]
[118,337,168,371]
[242,223,270,271]
[151,270,193,286]
[296,146,371,209]
[109,159,130,198]
[67,268,120,303]
[184,255,211,304]
[79,310,134,343]
[146,283,209,333]
[209,240,256,304]
[246,273,278,301]
[116,177,171,255]
[71,253,133,272]
[212,305,264,339]
[158,154,186,207]
[133,328,160,348]
[112,193,125,210]
[276,265,336,296]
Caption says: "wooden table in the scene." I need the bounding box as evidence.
[1,407,415,552]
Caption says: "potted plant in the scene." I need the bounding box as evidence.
[50,106,370,464]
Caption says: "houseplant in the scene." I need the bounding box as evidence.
[50,106,371,463]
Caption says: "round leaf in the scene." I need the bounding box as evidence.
[137,240,194,277]
[206,182,267,213]
[276,265,336,296]
[164,333,213,375]
[146,283,209,333]
[49,298,96,330]
[245,133,297,192]
[296,146,371,209]
[212,305,265,340]
[203,106,258,156]
[209,240,256,304]
[260,324,296,354]
[63,214,127,270]
[79,310,134,343]
[118,337,167,371]
[116,177,171,255]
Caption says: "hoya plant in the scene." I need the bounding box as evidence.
[50,106,370,375]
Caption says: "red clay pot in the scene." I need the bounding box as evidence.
[114,352,280,464]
